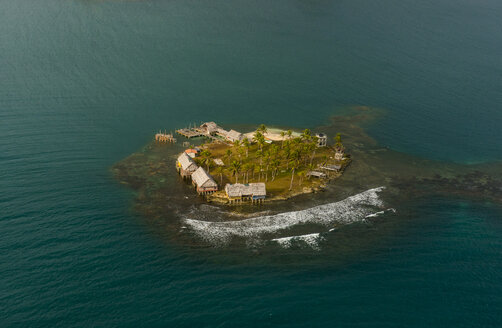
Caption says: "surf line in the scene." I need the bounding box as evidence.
[183,187,386,245]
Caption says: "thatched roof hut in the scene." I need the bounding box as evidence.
[248,183,266,198]
[224,183,266,200]
[226,129,243,142]
[177,152,198,174]
[201,122,219,135]
[191,167,218,193]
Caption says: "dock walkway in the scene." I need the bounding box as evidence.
[176,127,221,141]
[176,128,203,138]
[155,132,176,143]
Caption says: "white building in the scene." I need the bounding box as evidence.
[226,129,244,143]
[316,133,327,147]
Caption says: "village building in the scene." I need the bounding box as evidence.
[216,128,229,138]
[226,129,244,143]
[316,133,327,147]
[184,148,200,158]
[224,183,266,203]
[200,122,219,136]
[176,152,199,178]
[191,167,218,194]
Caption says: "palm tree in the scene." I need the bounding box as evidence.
[253,131,266,152]
[216,166,224,186]
[252,164,259,181]
[291,137,302,151]
[269,144,279,159]
[256,149,263,172]
[242,163,250,183]
[286,130,293,140]
[308,143,317,166]
[225,149,232,164]
[301,129,311,142]
[335,133,343,150]
[200,150,212,171]
[258,137,266,153]
[263,151,270,182]
[238,146,245,162]
[280,131,285,148]
[298,171,305,186]
[292,149,302,163]
[242,138,250,158]
[289,160,299,191]
[301,144,310,165]
[253,130,263,142]
[283,144,291,169]
[230,160,241,183]
[257,124,267,135]
[271,159,280,181]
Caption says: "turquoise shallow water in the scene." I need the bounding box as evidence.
[1,0,502,326]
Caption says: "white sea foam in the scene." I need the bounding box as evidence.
[272,233,324,250]
[365,207,397,218]
[183,187,385,245]
[365,210,385,218]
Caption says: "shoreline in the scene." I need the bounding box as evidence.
[174,123,351,206]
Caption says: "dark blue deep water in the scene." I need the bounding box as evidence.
[1,0,502,326]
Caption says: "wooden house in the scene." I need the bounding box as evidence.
[216,128,229,138]
[191,167,218,194]
[200,122,219,136]
[226,129,243,143]
[249,183,266,201]
[224,183,266,204]
[176,152,198,178]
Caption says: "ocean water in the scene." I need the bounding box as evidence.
[1,0,502,326]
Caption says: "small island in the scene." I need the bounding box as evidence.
[170,122,351,204]
[112,107,502,246]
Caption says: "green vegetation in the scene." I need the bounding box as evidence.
[334,133,344,150]
[194,125,350,198]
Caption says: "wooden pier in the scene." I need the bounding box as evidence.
[176,128,204,139]
[176,127,220,141]
[155,131,176,143]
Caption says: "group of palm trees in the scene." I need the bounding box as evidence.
[196,124,340,191]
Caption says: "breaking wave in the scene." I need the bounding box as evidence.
[365,207,396,218]
[272,233,324,250]
[183,187,386,245]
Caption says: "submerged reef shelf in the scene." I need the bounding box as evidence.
[112,106,502,249]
